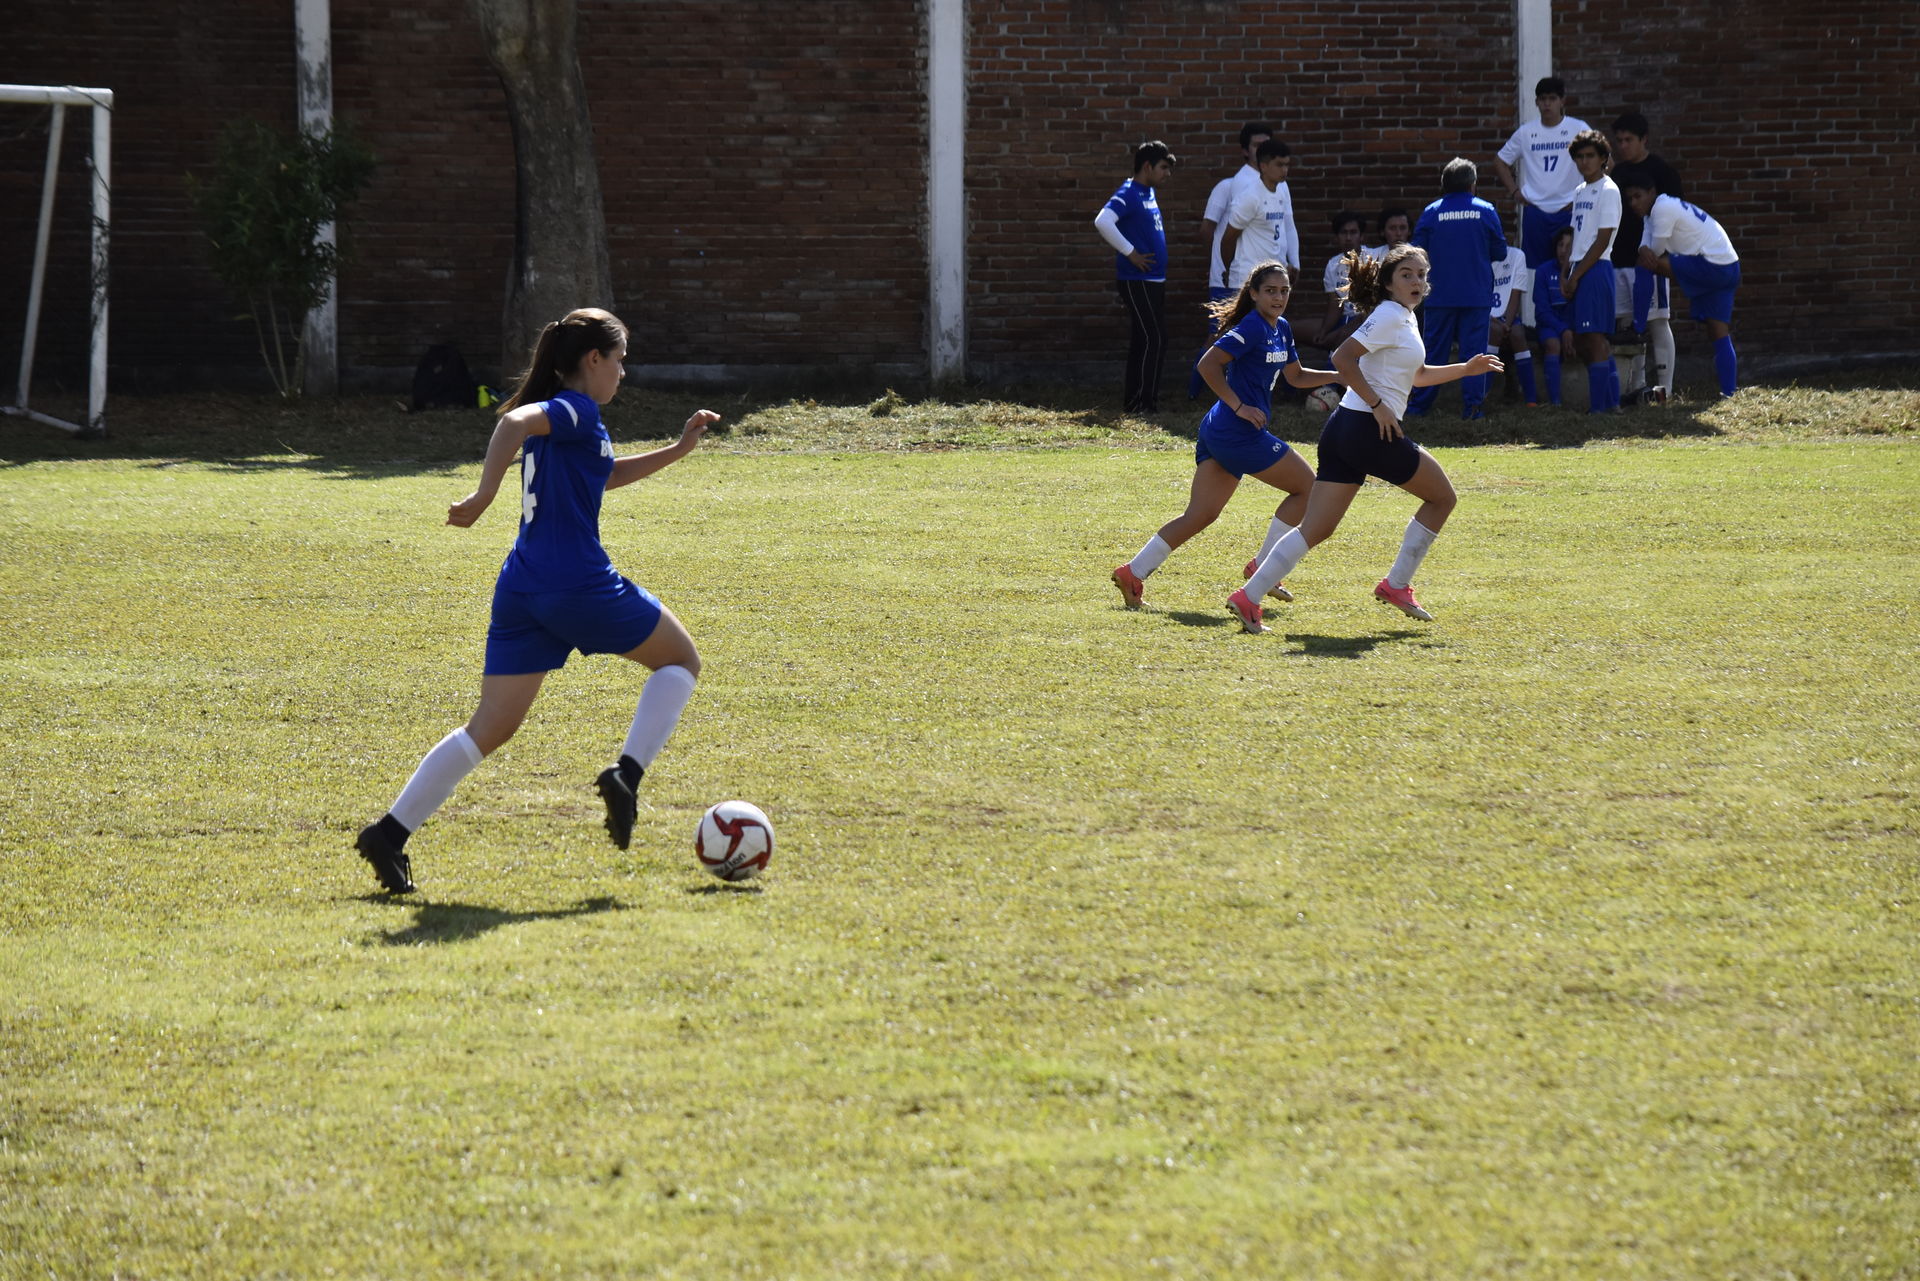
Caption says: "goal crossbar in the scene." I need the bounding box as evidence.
[2,83,112,437]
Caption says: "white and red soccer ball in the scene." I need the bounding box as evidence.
[1306,385,1343,414]
[694,801,774,881]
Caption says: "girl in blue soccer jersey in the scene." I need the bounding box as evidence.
[355,308,719,894]
[1112,262,1339,615]
[1238,245,1502,627]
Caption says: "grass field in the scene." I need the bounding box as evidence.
[2,376,1916,1278]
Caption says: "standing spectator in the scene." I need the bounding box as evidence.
[1624,182,1743,398]
[1494,76,1592,268]
[1220,140,1300,292]
[1093,140,1176,413]
[1203,122,1274,298]
[1610,112,1686,403]
[1407,158,1506,419]
[1190,122,1272,399]
[1563,129,1622,413]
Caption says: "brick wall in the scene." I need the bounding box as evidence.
[1,0,1913,395]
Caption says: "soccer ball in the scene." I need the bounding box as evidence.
[694,801,774,881]
[1306,385,1343,414]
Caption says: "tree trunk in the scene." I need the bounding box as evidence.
[470,0,615,376]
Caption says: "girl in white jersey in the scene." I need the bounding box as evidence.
[1232,245,1502,630]
[355,308,720,893]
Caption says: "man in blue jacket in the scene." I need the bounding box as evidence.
[1407,157,1507,419]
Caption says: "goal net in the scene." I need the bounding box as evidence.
[2,84,111,437]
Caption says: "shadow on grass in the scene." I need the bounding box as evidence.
[684,882,764,896]
[1280,629,1438,658]
[372,894,629,946]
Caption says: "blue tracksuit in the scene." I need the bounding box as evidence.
[1407,192,1505,416]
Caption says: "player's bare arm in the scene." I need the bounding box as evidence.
[448,404,549,526]
[608,409,721,489]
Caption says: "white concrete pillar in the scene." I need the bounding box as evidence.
[926,0,966,384]
[295,0,338,395]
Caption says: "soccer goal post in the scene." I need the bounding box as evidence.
[2,83,111,437]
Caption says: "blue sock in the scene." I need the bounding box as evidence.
[1606,358,1620,410]
[1544,355,1562,405]
[1587,364,1609,414]
[1516,352,1539,403]
[1714,336,1738,396]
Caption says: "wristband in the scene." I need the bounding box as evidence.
[1231,401,1243,413]
[1367,398,1382,410]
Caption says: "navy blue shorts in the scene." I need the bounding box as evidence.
[1316,404,1422,487]
[485,573,663,675]
[1196,416,1293,478]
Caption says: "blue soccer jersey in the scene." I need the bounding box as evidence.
[1200,311,1297,430]
[1104,178,1167,283]
[498,389,618,594]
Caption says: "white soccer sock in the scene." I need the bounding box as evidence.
[390,727,485,832]
[1254,516,1296,565]
[1246,528,1308,600]
[1387,519,1439,590]
[1128,534,1173,579]
[622,664,698,769]
[1649,318,1676,393]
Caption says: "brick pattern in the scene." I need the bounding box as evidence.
[1,0,1914,390]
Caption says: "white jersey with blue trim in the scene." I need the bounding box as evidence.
[1570,175,1621,263]
[499,388,618,594]
[1492,246,1531,315]
[1645,194,1739,264]
[1226,180,1299,288]
[1497,115,1591,210]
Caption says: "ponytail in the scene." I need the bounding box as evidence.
[1343,244,1427,314]
[497,307,629,415]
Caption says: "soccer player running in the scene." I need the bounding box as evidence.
[1563,129,1624,413]
[1623,181,1744,397]
[1112,263,1340,613]
[354,308,719,894]
[1233,245,1502,629]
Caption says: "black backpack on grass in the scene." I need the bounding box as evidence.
[410,344,478,411]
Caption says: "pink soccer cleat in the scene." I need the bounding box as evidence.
[1226,588,1269,634]
[1111,563,1145,609]
[1243,559,1295,603]
[1373,578,1433,621]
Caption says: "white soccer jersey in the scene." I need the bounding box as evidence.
[1497,115,1591,210]
[1337,300,1425,418]
[1570,175,1620,263]
[1226,180,1299,288]
[1645,194,1739,264]
[1491,246,1531,315]
[1324,252,1356,320]
[1204,175,1237,289]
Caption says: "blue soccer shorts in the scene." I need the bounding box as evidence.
[485,572,663,675]
[1572,261,1616,334]
[1669,256,1741,324]
[1196,416,1293,478]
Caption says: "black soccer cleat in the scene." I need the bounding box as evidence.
[596,767,637,850]
[355,822,415,894]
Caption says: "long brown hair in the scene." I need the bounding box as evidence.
[497,308,628,415]
[1343,244,1429,313]
[1206,261,1290,341]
